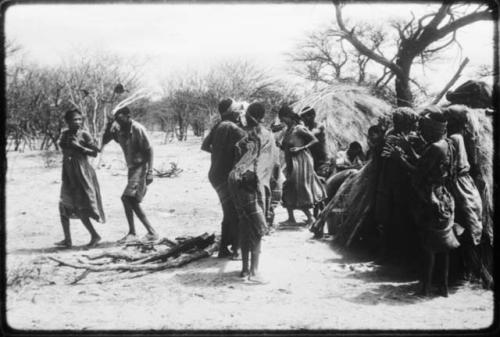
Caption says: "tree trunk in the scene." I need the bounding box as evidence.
[395,57,414,107]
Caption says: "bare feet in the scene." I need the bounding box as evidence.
[231,249,242,261]
[279,219,297,227]
[305,217,316,227]
[248,272,269,284]
[54,239,72,248]
[142,232,159,242]
[117,233,138,244]
[240,270,250,279]
[86,235,101,248]
[217,247,232,258]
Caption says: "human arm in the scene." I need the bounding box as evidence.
[290,126,318,153]
[201,126,215,153]
[146,146,154,185]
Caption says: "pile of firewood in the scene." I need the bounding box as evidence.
[49,233,218,281]
[154,162,183,178]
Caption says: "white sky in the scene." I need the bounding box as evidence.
[4,2,496,93]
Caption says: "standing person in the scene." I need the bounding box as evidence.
[279,105,326,226]
[202,98,246,258]
[229,102,280,282]
[299,106,330,178]
[442,105,484,281]
[102,106,158,243]
[376,107,420,262]
[56,109,104,248]
[389,110,460,297]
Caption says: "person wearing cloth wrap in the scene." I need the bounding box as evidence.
[279,105,327,227]
[229,102,280,283]
[442,105,483,281]
[299,106,330,178]
[56,109,104,248]
[202,98,246,258]
[102,106,158,243]
[376,107,421,262]
[388,107,460,297]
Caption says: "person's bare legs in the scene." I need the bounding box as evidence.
[129,198,158,239]
[119,195,137,242]
[249,240,267,283]
[81,216,101,247]
[437,252,450,297]
[302,208,315,226]
[419,249,435,296]
[240,246,250,278]
[281,208,297,225]
[56,211,72,248]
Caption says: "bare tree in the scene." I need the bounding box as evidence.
[291,22,391,88]
[332,1,496,106]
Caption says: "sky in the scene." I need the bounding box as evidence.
[4,2,496,94]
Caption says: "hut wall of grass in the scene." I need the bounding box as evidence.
[293,85,393,157]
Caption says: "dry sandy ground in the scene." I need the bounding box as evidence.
[5,135,494,331]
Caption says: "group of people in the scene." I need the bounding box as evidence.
[55,95,487,293]
[310,104,485,297]
[375,105,484,297]
[204,97,487,293]
[202,99,367,282]
[55,107,158,248]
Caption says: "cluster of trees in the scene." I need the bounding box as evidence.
[6,47,140,151]
[6,2,495,151]
[290,2,495,107]
[143,60,297,142]
[6,49,296,151]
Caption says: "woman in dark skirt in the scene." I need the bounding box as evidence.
[388,109,460,297]
[279,105,326,226]
[56,109,105,248]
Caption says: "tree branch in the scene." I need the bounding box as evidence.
[333,1,402,77]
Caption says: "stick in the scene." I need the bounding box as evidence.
[432,57,470,105]
[49,241,219,273]
[131,233,214,265]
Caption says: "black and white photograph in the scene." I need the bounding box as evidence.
[2,0,497,332]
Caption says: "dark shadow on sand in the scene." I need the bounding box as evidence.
[10,241,122,255]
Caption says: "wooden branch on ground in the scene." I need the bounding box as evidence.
[49,233,219,280]
[432,57,470,105]
[49,241,219,274]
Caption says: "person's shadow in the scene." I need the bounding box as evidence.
[10,241,121,255]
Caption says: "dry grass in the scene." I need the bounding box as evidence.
[294,84,393,156]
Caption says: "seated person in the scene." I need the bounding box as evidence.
[335,141,365,171]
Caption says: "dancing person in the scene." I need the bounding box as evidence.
[201,98,246,258]
[279,105,326,227]
[102,106,158,243]
[229,102,280,283]
[388,109,460,297]
[56,109,104,248]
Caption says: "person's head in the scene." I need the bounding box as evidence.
[278,104,301,126]
[64,109,84,131]
[218,98,241,123]
[392,107,418,134]
[442,104,469,135]
[114,106,132,127]
[245,102,265,127]
[347,141,363,158]
[300,106,316,127]
[367,125,384,148]
[419,108,448,143]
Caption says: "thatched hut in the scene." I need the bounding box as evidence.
[293,85,392,157]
